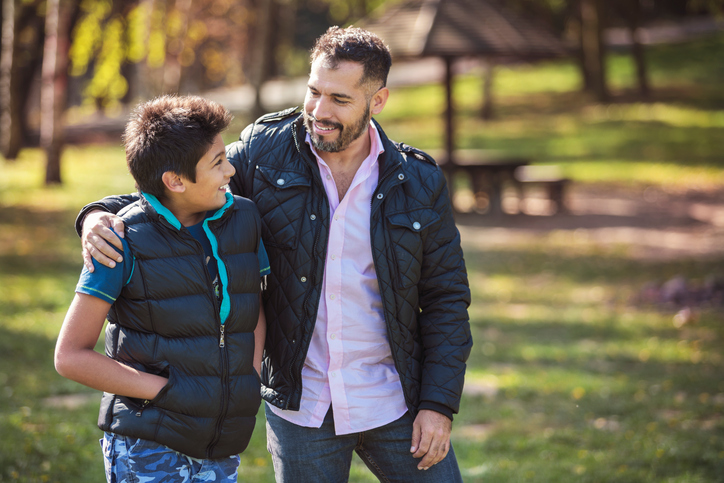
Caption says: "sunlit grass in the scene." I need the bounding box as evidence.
[2,33,724,482]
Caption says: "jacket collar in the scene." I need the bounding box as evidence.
[139,191,235,231]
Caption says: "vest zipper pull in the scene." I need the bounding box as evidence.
[136,399,151,417]
[219,325,225,348]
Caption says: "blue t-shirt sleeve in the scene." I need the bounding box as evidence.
[75,235,133,304]
[258,239,270,277]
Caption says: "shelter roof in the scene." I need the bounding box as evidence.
[358,0,570,60]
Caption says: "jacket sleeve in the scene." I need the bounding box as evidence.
[74,194,140,237]
[416,168,472,420]
[226,123,258,199]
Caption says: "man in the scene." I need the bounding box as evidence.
[78,27,472,482]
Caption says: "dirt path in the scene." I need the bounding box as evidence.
[456,184,724,261]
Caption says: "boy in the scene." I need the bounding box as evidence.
[54,95,270,482]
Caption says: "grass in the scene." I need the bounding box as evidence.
[2,34,724,482]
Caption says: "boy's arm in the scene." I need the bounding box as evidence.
[54,293,167,399]
[253,295,266,375]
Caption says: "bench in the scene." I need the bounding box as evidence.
[513,165,571,214]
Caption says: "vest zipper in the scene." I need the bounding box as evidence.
[207,340,230,457]
[135,398,151,417]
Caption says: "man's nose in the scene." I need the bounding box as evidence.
[312,96,331,120]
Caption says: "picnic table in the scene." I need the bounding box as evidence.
[431,149,530,215]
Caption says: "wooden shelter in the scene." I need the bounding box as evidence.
[359,0,571,165]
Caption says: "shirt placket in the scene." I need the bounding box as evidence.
[326,192,350,427]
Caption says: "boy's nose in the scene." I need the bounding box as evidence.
[224,159,236,178]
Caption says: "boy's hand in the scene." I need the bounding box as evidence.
[82,210,126,272]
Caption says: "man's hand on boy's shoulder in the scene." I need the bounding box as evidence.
[82,210,126,272]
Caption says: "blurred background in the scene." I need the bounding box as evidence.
[1,0,724,481]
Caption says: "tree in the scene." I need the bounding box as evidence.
[0,0,47,160]
[41,0,80,184]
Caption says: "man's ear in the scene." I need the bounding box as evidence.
[370,87,389,116]
[162,171,186,194]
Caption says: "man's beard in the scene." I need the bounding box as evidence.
[304,103,371,153]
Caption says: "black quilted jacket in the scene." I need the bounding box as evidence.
[225,108,472,420]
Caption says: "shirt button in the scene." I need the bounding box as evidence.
[330,333,336,340]
[330,294,335,300]
[334,215,339,221]
[330,372,336,377]
[310,214,316,220]
[276,178,285,186]
[330,254,336,260]
[326,174,332,180]
[413,221,421,230]
[300,276,307,282]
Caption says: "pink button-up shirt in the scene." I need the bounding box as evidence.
[267,122,408,434]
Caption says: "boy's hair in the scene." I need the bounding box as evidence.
[310,26,392,95]
[124,95,232,199]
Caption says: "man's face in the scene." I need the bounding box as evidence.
[303,58,374,153]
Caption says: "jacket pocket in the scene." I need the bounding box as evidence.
[386,208,440,289]
[254,165,311,249]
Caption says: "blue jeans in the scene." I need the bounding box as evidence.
[100,432,240,482]
[265,404,463,483]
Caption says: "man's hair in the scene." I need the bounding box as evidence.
[123,95,232,199]
[310,26,392,93]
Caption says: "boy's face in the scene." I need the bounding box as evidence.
[181,134,235,215]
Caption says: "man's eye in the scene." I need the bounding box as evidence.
[334,99,349,105]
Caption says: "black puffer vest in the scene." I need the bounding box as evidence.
[97,193,262,459]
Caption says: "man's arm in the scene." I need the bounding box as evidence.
[412,167,472,470]
[75,194,140,271]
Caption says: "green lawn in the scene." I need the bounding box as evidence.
[1,34,724,482]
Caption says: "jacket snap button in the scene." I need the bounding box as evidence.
[277,178,285,185]
[376,193,384,200]
[310,214,316,220]
[413,221,421,230]
[398,173,405,180]
[300,276,307,282]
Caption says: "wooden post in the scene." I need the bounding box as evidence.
[444,56,454,165]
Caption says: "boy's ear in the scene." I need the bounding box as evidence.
[161,171,186,194]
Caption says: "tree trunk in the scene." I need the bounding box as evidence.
[479,59,494,120]
[0,0,19,160]
[163,0,192,94]
[579,0,608,102]
[250,0,273,118]
[625,0,650,98]
[41,0,72,185]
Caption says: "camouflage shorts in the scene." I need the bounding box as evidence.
[100,432,240,482]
